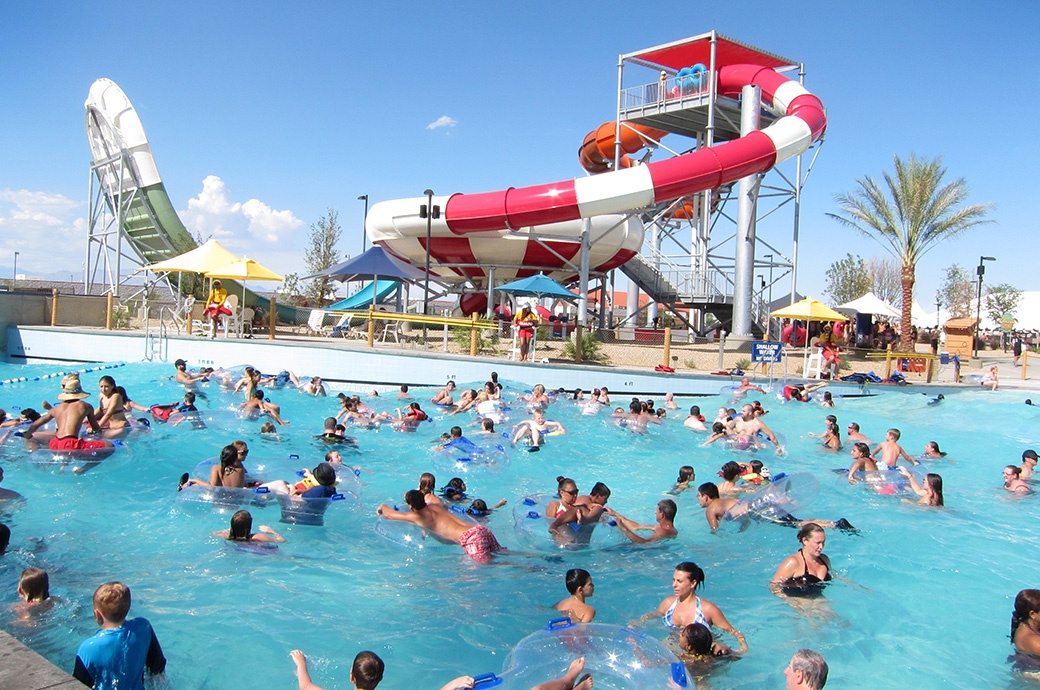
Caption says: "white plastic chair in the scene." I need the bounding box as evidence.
[804,349,825,379]
[303,309,328,336]
[221,294,241,337]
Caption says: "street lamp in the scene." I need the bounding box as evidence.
[763,253,774,338]
[12,251,18,290]
[357,195,369,253]
[419,189,440,316]
[974,255,996,358]
[934,291,941,331]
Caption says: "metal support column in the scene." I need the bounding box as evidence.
[731,84,762,336]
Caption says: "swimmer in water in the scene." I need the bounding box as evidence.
[604,499,678,544]
[552,568,596,623]
[734,404,783,456]
[1011,589,1040,658]
[922,441,947,459]
[847,442,879,485]
[683,405,707,432]
[1020,450,1037,480]
[1004,465,1034,494]
[873,428,919,469]
[512,410,565,449]
[212,510,285,544]
[897,467,944,506]
[845,422,870,443]
[669,466,696,495]
[927,393,945,406]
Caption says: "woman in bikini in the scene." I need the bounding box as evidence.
[182,444,247,489]
[1012,589,1040,659]
[95,375,130,434]
[897,467,945,506]
[211,509,285,544]
[770,523,832,598]
[633,561,748,653]
[545,476,580,521]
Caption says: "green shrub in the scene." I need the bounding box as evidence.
[563,330,606,362]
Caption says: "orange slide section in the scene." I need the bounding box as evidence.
[577,122,668,174]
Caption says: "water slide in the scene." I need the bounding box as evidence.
[327,279,399,310]
[368,64,825,290]
[84,78,306,322]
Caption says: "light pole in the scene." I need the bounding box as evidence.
[419,189,439,316]
[974,255,996,358]
[934,292,941,331]
[357,195,369,253]
[763,253,774,338]
[12,251,19,290]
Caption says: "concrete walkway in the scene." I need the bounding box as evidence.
[0,631,79,690]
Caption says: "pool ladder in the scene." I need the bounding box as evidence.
[144,308,173,362]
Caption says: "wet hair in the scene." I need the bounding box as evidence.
[449,426,463,438]
[825,415,837,425]
[677,466,695,484]
[1006,465,1023,479]
[789,649,829,690]
[19,567,49,602]
[826,422,840,437]
[92,582,131,623]
[184,391,196,404]
[711,422,726,434]
[469,499,489,514]
[1012,589,1040,639]
[698,482,720,500]
[797,522,825,544]
[925,473,944,506]
[312,462,336,487]
[481,418,495,432]
[232,439,248,454]
[749,459,764,474]
[20,408,40,422]
[658,499,677,522]
[720,461,743,482]
[99,375,116,387]
[926,441,946,457]
[419,473,436,494]
[852,442,872,458]
[351,650,385,690]
[260,422,276,434]
[219,444,239,472]
[848,422,860,432]
[823,392,833,402]
[690,405,701,417]
[447,477,467,492]
[887,428,901,440]
[589,482,611,499]
[675,561,705,589]
[680,622,714,655]
[404,489,426,511]
[629,400,642,414]
[565,568,592,595]
[230,510,253,541]
[0,523,9,553]
[252,390,265,400]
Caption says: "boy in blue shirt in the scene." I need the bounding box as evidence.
[73,582,166,689]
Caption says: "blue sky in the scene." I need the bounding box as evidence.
[1,1,1036,309]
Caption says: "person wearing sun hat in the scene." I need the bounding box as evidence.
[22,374,113,455]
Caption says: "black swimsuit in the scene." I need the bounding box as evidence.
[780,551,832,597]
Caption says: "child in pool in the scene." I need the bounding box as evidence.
[669,466,696,494]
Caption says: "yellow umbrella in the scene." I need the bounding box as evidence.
[140,238,242,274]
[204,257,283,337]
[770,298,849,323]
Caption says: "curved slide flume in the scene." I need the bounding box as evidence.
[84,79,308,323]
[368,65,825,286]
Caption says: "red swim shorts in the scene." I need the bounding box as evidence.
[49,437,109,451]
[458,524,504,564]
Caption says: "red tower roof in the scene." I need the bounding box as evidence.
[622,32,798,71]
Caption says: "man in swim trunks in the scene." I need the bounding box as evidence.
[241,390,289,426]
[604,499,678,543]
[734,404,783,455]
[430,380,456,406]
[173,359,209,400]
[783,649,829,690]
[697,482,742,530]
[845,422,870,443]
[732,376,766,399]
[872,428,919,470]
[22,374,113,457]
[377,490,504,563]
[1020,449,1038,480]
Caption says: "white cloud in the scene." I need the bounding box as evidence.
[180,175,304,246]
[426,115,458,130]
[0,189,85,273]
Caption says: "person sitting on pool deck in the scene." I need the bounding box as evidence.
[377,490,505,563]
[604,499,678,544]
[73,581,166,689]
[1020,449,1038,480]
[873,428,919,469]
[212,509,286,544]
[22,374,113,458]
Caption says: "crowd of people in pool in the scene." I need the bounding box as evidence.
[0,361,1037,688]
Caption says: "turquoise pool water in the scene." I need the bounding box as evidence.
[0,361,1037,689]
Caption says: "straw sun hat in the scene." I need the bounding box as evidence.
[56,374,91,401]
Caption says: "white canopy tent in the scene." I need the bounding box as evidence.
[836,292,900,319]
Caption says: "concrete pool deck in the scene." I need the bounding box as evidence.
[0,631,80,689]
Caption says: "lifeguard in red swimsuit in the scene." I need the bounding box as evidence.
[513,305,539,362]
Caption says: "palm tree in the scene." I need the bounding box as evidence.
[827,154,994,351]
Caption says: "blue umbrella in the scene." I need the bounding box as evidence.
[495,274,578,302]
[304,246,426,282]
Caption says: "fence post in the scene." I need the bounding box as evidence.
[574,325,583,363]
[367,308,375,348]
[718,331,726,370]
[268,296,276,339]
[470,313,478,357]
[926,356,934,383]
[51,289,59,326]
[105,293,113,330]
[885,344,893,379]
[1024,350,1029,380]
[663,326,671,368]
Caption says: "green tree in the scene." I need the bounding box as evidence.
[278,272,306,307]
[939,263,975,318]
[828,154,994,350]
[305,208,344,306]
[823,253,870,305]
[985,283,1021,328]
